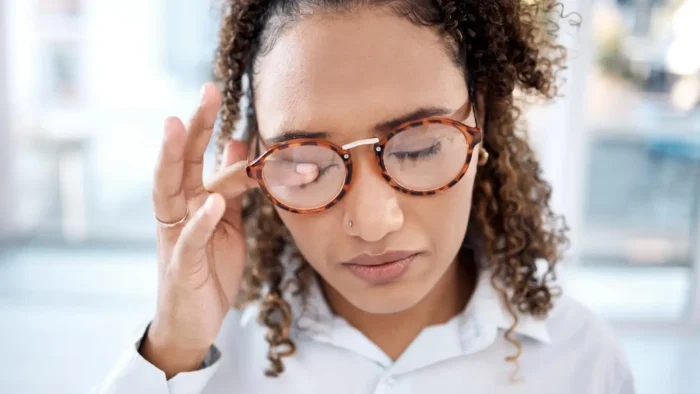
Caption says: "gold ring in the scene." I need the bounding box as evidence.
[155,208,189,228]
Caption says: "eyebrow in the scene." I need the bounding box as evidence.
[264,106,455,146]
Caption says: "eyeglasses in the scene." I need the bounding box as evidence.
[246,98,482,214]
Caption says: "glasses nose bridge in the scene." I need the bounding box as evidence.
[340,136,386,190]
[341,137,380,154]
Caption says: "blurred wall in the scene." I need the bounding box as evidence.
[0,0,17,241]
[527,0,592,268]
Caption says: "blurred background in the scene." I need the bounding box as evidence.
[0,0,699,393]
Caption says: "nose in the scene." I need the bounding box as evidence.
[342,153,404,242]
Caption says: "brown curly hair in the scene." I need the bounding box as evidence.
[214,0,574,377]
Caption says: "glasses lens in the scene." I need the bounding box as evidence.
[262,145,346,210]
[383,123,469,191]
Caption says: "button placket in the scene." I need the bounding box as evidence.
[373,372,399,394]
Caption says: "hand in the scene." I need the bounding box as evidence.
[140,83,258,379]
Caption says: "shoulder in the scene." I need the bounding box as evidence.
[543,294,635,392]
[210,303,274,376]
[215,303,264,350]
[546,294,618,348]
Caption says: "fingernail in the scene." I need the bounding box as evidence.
[200,84,210,104]
[204,195,216,213]
[163,124,174,142]
[295,163,317,174]
[163,118,179,143]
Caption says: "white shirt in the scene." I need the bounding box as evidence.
[95,273,635,394]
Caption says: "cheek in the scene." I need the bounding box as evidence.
[276,208,339,268]
[449,145,480,224]
[449,153,479,228]
[410,160,477,255]
[450,169,477,228]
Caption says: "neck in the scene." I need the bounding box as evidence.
[323,254,477,360]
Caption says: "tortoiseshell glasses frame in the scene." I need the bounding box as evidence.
[246,98,483,214]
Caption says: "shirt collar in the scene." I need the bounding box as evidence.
[462,273,552,345]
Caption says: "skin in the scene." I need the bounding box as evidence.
[254,9,482,359]
[142,8,484,378]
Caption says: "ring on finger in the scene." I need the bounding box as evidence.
[155,208,189,228]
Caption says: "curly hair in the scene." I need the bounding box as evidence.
[214,0,573,377]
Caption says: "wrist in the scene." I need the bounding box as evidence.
[139,321,211,379]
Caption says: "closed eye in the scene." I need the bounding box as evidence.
[389,141,442,160]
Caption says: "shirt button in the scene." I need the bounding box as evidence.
[385,376,396,386]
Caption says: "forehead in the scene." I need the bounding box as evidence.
[253,9,467,141]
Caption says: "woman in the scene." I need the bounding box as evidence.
[99,0,634,393]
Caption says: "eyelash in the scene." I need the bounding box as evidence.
[390,141,442,161]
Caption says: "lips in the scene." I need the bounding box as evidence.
[342,251,420,285]
[344,250,419,266]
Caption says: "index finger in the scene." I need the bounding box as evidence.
[258,161,319,187]
[205,160,321,199]
[204,160,259,200]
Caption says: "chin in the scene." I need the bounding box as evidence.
[347,281,428,315]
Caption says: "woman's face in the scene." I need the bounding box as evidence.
[253,8,480,314]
